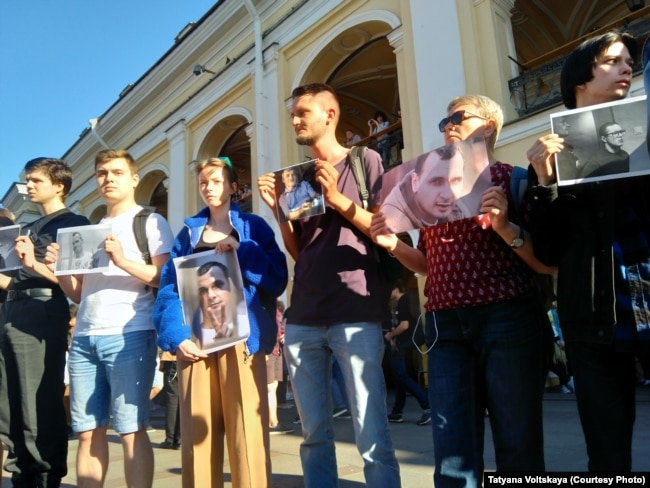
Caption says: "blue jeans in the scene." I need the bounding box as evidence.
[566,341,636,471]
[285,322,400,488]
[331,357,348,409]
[426,291,547,487]
[388,348,429,413]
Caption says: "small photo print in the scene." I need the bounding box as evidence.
[551,95,650,186]
[0,225,21,273]
[173,249,250,354]
[55,224,112,275]
[273,159,325,222]
[378,138,491,233]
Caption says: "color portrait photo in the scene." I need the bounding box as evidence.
[551,95,650,185]
[273,159,325,222]
[378,138,491,233]
[173,249,250,354]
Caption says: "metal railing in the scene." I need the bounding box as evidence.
[508,15,650,118]
[354,120,404,168]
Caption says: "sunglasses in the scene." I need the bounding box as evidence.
[438,110,489,133]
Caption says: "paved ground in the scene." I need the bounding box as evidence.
[2,386,650,487]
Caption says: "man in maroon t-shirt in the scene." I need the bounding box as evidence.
[258,83,400,487]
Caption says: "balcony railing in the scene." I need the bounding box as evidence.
[508,14,650,118]
[355,120,404,168]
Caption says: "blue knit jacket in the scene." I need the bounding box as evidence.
[153,203,288,356]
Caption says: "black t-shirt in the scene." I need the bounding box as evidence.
[11,209,90,291]
[394,294,416,351]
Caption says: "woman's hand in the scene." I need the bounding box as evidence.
[370,211,398,251]
[214,235,239,253]
[479,186,509,233]
[176,339,208,363]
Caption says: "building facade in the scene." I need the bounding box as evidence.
[2,0,647,241]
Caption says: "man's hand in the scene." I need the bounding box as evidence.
[44,242,61,273]
[315,160,341,203]
[104,234,126,267]
[257,173,278,210]
[14,236,36,270]
[526,134,564,186]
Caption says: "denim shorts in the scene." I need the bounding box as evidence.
[68,330,157,434]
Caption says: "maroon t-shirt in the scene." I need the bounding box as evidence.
[286,148,388,325]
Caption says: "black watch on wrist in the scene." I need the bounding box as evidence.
[510,226,525,249]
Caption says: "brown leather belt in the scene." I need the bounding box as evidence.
[6,288,54,301]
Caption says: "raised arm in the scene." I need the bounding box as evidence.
[257,173,301,260]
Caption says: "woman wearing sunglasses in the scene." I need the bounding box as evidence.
[371,95,554,486]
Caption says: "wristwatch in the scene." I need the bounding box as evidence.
[510,226,525,249]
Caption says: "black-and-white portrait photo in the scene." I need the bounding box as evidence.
[0,225,21,273]
[551,95,650,185]
[55,223,112,275]
[173,249,250,354]
[273,159,325,223]
[378,138,491,233]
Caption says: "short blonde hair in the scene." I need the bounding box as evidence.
[447,95,503,154]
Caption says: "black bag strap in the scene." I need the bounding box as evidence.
[27,208,71,240]
[133,207,153,264]
[348,145,370,209]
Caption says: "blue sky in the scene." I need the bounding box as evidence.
[0,0,217,202]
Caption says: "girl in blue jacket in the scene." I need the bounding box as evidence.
[153,157,288,488]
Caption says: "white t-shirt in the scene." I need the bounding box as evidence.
[74,205,174,336]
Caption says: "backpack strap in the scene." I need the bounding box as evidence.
[509,165,528,222]
[348,145,369,209]
[133,207,153,265]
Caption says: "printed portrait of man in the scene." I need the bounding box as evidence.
[193,261,236,347]
[578,121,630,179]
[276,166,322,221]
[380,144,469,233]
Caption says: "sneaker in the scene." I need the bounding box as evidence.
[277,402,294,409]
[567,377,575,391]
[416,412,432,426]
[560,384,573,394]
[269,423,294,435]
[332,407,350,419]
[292,415,302,425]
[337,408,351,419]
[159,440,181,450]
[387,412,404,423]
